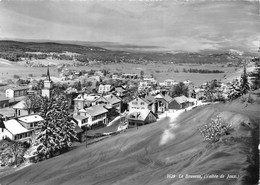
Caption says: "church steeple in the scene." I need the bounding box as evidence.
[46,65,51,81]
[42,65,53,98]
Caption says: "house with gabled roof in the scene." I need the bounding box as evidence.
[73,93,101,113]
[5,86,29,98]
[153,93,174,113]
[12,100,30,117]
[0,114,44,141]
[96,94,121,111]
[75,105,108,129]
[113,86,128,97]
[170,95,190,110]
[126,109,157,127]
[128,96,154,113]
[0,119,33,142]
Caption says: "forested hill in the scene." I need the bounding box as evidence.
[0,40,243,64]
[0,40,107,54]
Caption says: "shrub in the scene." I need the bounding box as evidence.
[240,96,247,103]
[199,116,233,143]
[247,95,255,104]
[13,74,20,79]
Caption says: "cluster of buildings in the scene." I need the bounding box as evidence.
[0,66,237,144]
[0,67,54,142]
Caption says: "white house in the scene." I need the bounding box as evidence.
[5,86,29,98]
[98,84,112,94]
[164,79,178,87]
[128,96,154,112]
[18,114,44,131]
[76,105,108,128]
[74,93,101,113]
[0,114,44,141]
[0,119,33,142]
[73,115,90,128]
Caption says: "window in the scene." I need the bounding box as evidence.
[140,102,145,105]
[132,102,138,105]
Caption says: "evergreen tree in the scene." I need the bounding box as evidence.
[240,65,250,95]
[228,79,241,100]
[35,95,77,158]
[170,82,188,97]
[140,70,144,79]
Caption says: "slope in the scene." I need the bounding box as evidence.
[0,101,258,185]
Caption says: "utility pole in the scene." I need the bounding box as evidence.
[85,125,88,148]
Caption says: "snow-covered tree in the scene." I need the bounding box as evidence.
[0,139,28,166]
[228,79,241,100]
[35,95,77,157]
[240,65,250,95]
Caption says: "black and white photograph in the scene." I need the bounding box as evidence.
[0,0,259,184]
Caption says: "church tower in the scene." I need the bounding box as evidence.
[42,66,53,98]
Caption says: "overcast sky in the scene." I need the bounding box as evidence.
[0,0,259,52]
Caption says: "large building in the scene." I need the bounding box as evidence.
[128,96,154,113]
[74,93,121,113]
[129,93,174,114]
[6,86,29,98]
[0,114,44,142]
[73,105,108,129]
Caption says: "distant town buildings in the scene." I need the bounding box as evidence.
[122,73,138,79]
[163,79,178,87]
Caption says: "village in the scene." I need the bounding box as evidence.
[0,54,258,166]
